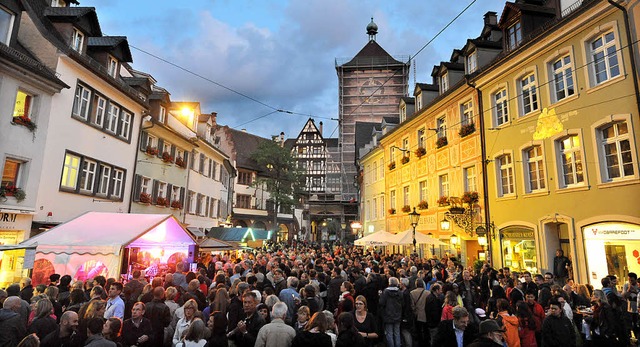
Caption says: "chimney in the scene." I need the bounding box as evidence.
[484,11,497,25]
[319,121,323,136]
[241,128,247,133]
[210,112,217,127]
[279,132,285,147]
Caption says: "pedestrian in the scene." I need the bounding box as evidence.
[255,302,296,347]
[541,297,576,347]
[84,317,116,347]
[104,282,124,320]
[205,311,228,347]
[0,296,28,346]
[379,277,404,347]
[410,278,429,346]
[28,298,57,340]
[181,318,207,347]
[496,298,520,347]
[40,310,80,347]
[514,301,537,347]
[144,286,171,346]
[552,250,571,286]
[335,312,366,347]
[433,306,478,347]
[228,291,265,347]
[121,302,153,347]
[468,320,506,347]
[291,312,333,347]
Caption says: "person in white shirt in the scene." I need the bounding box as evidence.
[104,282,124,320]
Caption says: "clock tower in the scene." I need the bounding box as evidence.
[335,18,410,230]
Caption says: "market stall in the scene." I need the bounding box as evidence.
[20,212,196,283]
[354,230,395,246]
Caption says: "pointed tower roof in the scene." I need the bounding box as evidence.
[339,18,407,68]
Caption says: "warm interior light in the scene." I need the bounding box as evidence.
[478,235,487,246]
[451,233,458,245]
[440,219,450,230]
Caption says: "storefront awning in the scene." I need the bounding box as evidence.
[198,237,235,250]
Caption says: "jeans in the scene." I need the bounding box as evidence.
[385,322,401,347]
[429,327,439,347]
[401,327,413,347]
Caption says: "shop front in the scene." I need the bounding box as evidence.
[499,227,538,274]
[0,211,32,245]
[583,222,640,288]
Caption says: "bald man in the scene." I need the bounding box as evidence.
[41,310,80,347]
[0,296,27,346]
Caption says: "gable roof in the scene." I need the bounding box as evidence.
[87,36,132,62]
[340,40,407,67]
[227,129,270,172]
[43,6,102,36]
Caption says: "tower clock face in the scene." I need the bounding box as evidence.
[359,77,384,104]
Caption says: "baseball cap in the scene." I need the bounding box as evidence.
[479,320,505,334]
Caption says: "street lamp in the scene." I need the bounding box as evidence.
[450,233,460,259]
[351,221,362,238]
[409,207,420,252]
[440,218,450,231]
[475,225,488,248]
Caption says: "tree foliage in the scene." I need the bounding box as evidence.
[250,140,304,217]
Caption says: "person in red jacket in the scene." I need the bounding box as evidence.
[515,301,538,347]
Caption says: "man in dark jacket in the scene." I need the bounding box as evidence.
[380,277,404,347]
[41,311,80,347]
[0,296,27,346]
[541,297,576,347]
[327,268,344,313]
[229,291,265,347]
[433,306,478,347]
[143,287,171,346]
[425,283,443,346]
[19,277,34,303]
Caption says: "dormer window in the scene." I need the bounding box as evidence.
[71,28,84,53]
[467,51,477,74]
[159,106,166,123]
[507,21,522,50]
[440,73,449,93]
[400,105,406,122]
[0,5,14,45]
[416,92,422,110]
[107,56,118,78]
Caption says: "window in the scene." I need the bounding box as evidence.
[0,5,14,45]
[440,72,449,93]
[236,194,251,209]
[313,161,321,171]
[162,141,172,155]
[111,169,124,198]
[551,55,575,102]
[599,121,634,180]
[400,105,406,122]
[372,161,378,181]
[403,186,409,206]
[416,92,422,110]
[589,31,620,85]
[524,146,546,192]
[557,135,584,187]
[188,191,196,213]
[2,159,21,188]
[419,180,428,202]
[417,128,425,148]
[497,154,515,196]
[390,147,396,162]
[61,153,81,189]
[493,89,509,126]
[379,198,384,219]
[159,106,166,124]
[467,52,477,74]
[210,198,218,218]
[460,100,473,126]
[171,186,180,202]
[389,190,396,210]
[107,56,118,78]
[12,90,34,121]
[238,171,252,185]
[140,177,151,195]
[145,134,157,149]
[71,28,84,52]
[98,166,111,195]
[92,95,106,126]
[106,104,119,133]
[463,166,477,192]
[378,160,384,178]
[518,73,539,116]
[176,148,184,161]
[72,84,90,120]
[437,116,447,139]
[439,174,449,197]
[198,194,206,216]
[507,21,522,50]
[157,182,167,200]
[402,138,409,151]
[120,111,131,139]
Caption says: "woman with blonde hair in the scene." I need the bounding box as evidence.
[78,300,106,344]
[173,299,200,346]
[28,298,57,339]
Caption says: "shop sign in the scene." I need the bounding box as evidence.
[583,222,640,240]
[0,213,18,229]
[501,229,534,239]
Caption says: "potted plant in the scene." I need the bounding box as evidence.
[436,137,448,148]
[145,146,159,156]
[415,147,426,158]
[459,123,476,138]
[139,192,152,204]
[161,152,174,163]
[0,184,26,202]
[388,161,396,170]
[418,200,429,210]
[12,115,37,132]
[401,205,411,213]
[461,191,479,205]
[170,200,183,209]
[437,196,449,206]
[401,156,410,164]
[175,156,186,168]
[156,197,168,207]
[388,208,396,215]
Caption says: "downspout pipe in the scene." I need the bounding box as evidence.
[608,0,640,116]
[466,76,493,265]
[128,114,153,213]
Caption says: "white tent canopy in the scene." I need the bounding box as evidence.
[354,230,396,246]
[389,229,446,245]
[21,212,196,280]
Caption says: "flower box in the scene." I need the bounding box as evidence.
[145,146,159,156]
[175,157,187,168]
[401,205,411,213]
[436,137,448,148]
[388,162,396,170]
[170,200,183,209]
[401,156,410,164]
[437,196,449,206]
[418,200,429,210]
[161,152,174,163]
[139,192,152,204]
[461,191,479,205]
[12,116,36,132]
[459,123,476,138]
[0,185,26,202]
[415,147,426,158]
[449,206,466,214]
[156,197,169,207]
[388,208,396,215]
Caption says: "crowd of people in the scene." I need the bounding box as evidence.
[0,242,637,347]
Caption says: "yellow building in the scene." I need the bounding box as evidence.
[360,138,386,239]
[472,0,640,285]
